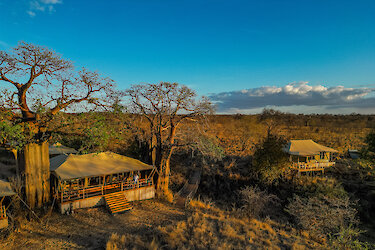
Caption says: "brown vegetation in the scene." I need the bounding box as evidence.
[1,112,374,248]
[158,199,323,249]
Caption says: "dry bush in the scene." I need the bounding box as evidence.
[291,176,348,199]
[158,189,174,203]
[106,233,126,250]
[354,158,375,171]
[158,203,323,249]
[286,195,358,237]
[106,232,159,250]
[238,186,280,219]
[189,196,218,214]
[285,175,370,246]
[8,175,22,210]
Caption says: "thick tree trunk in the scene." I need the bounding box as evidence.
[156,157,171,195]
[18,142,50,208]
[156,144,175,201]
[155,125,177,200]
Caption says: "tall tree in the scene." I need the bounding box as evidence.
[124,82,212,199]
[0,42,117,208]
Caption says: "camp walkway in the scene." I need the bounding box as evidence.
[175,169,201,207]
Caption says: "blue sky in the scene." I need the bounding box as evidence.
[1,0,375,114]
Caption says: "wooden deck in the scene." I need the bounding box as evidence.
[291,161,335,172]
[105,192,132,214]
[58,178,153,203]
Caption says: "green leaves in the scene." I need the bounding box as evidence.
[77,112,116,154]
[0,121,28,149]
[252,133,289,185]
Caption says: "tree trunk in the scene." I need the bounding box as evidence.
[156,157,171,195]
[155,125,176,199]
[18,142,50,208]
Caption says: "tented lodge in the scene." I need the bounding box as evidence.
[50,152,156,214]
[284,140,338,173]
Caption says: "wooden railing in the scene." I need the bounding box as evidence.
[292,161,335,171]
[58,178,153,203]
[0,206,6,219]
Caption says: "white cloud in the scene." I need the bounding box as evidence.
[27,0,62,17]
[209,82,375,114]
[31,1,46,12]
[41,0,62,3]
[27,10,36,17]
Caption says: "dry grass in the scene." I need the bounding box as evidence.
[0,198,329,249]
[158,199,324,249]
[1,114,373,248]
[0,200,185,249]
[106,232,159,250]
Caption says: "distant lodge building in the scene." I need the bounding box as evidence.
[50,152,156,214]
[0,179,16,229]
[348,149,360,159]
[284,140,338,173]
[49,143,77,157]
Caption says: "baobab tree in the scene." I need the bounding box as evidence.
[0,42,117,208]
[124,82,213,199]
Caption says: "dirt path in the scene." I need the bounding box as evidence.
[0,200,186,249]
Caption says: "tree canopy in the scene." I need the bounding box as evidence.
[0,42,117,135]
[252,132,289,184]
[124,82,213,198]
[0,41,119,208]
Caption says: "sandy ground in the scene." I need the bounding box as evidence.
[0,200,186,249]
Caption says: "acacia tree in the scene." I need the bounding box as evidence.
[0,42,117,208]
[124,82,213,199]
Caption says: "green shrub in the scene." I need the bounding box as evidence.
[354,158,374,171]
[252,133,289,184]
[329,225,371,250]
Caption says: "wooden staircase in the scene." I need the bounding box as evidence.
[104,192,132,214]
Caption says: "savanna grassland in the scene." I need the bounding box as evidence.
[1,112,375,249]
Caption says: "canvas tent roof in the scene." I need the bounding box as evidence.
[0,179,16,197]
[49,143,77,155]
[283,140,337,156]
[50,152,153,180]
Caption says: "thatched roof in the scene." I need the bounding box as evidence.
[0,179,16,197]
[50,152,153,180]
[284,140,337,156]
[49,143,77,155]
